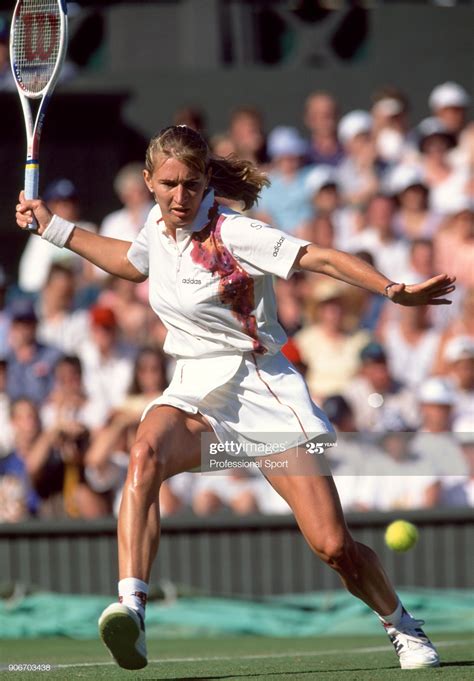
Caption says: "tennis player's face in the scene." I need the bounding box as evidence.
[144,156,208,230]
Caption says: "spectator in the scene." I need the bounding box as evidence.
[356,432,441,511]
[410,377,466,478]
[378,305,441,388]
[27,418,109,518]
[303,91,344,166]
[18,179,98,293]
[228,106,267,165]
[210,132,238,158]
[322,394,356,434]
[440,416,474,507]
[192,470,264,516]
[84,415,135,518]
[428,81,470,138]
[159,472,197,517]
[337,110,379,206]
[5,299,62,404]
[0,399,42,522]
[302,165,357,250]
[295,279,370,400]
[344,341,418,432]
[79,306,134,416]
[299,213,334,249]
[388,166,442,241]
[434,287,474,375]
[346,194,410,283]
[41,355,108,432]
[401,239,435,282]
[36,263,90,355]
[434,202,474,288]
[415,118,469,216]
[442,336,474,422]
[118,346,169,417]
[320,395,367,510]
[397,239,463,331]
[371,86,412,165]
[273,272,308,337]
[100,163,153,241]
[0,359,12,456]
[97,276,150,347]
[84,347,169,515]
[254,126,313,234]
[427,82,474,175]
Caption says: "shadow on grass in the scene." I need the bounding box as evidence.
[161,666,399,680]
[440,661,474,668]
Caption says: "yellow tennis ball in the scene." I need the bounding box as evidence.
[385,520,419,552]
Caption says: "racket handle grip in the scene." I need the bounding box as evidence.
[24,162,39,232]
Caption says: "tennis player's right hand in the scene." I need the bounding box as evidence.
[16,191,53,235]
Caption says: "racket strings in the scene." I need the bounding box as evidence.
[12,0,61,94]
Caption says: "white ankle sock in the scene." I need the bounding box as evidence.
[377,598,404,627]
[118,578,148,619]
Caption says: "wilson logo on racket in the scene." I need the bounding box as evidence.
[21,13,59,62]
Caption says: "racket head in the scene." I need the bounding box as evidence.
[10,0,68,99]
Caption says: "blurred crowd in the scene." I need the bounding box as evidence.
[1,80,473,522]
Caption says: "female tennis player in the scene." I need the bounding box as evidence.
[16,125,454,671]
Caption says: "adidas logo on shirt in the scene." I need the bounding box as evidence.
[273,236,285,257]
[182,278,202,284]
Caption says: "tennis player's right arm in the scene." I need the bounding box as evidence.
[16,194,147,282]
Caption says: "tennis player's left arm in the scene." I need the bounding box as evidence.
[295,243,456,306]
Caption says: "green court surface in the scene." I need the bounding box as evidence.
[2,632,473,680]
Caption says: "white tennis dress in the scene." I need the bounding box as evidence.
[127,190,334,453]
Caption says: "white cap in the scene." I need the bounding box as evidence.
[429,82,470,111]
[372,97,404,117]
[417,116,453,141]
[418,377,457,405]
[452,416,474,445]
[338,110,372,145]
[388,165,427,195]
[305,165,339,195]
[444,336,474,363]
[267,126,308,159]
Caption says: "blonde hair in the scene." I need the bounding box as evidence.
[145,125,269,210]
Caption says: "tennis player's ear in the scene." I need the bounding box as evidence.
[143,169,154,194]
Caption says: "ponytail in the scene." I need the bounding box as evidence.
[208,155,269,210]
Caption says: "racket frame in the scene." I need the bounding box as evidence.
[10,0,68,229]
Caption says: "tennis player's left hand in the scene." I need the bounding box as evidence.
[386,274,456,306]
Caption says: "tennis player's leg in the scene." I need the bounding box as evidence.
[99,405,212,669]
[261,452,396,612]
[260,452,439,669]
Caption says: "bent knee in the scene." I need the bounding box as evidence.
[314,532,356,569]
[129,439,166,482]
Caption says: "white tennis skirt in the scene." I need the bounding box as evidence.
[142,351,335,455]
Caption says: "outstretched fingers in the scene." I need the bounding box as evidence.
[426,298,453,305]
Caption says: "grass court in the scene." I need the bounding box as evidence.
[2,631,473,680]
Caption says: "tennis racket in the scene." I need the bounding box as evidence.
[10,0,68,230]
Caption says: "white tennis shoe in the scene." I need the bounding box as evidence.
[383,609,440,670]
[98,602,148,670]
